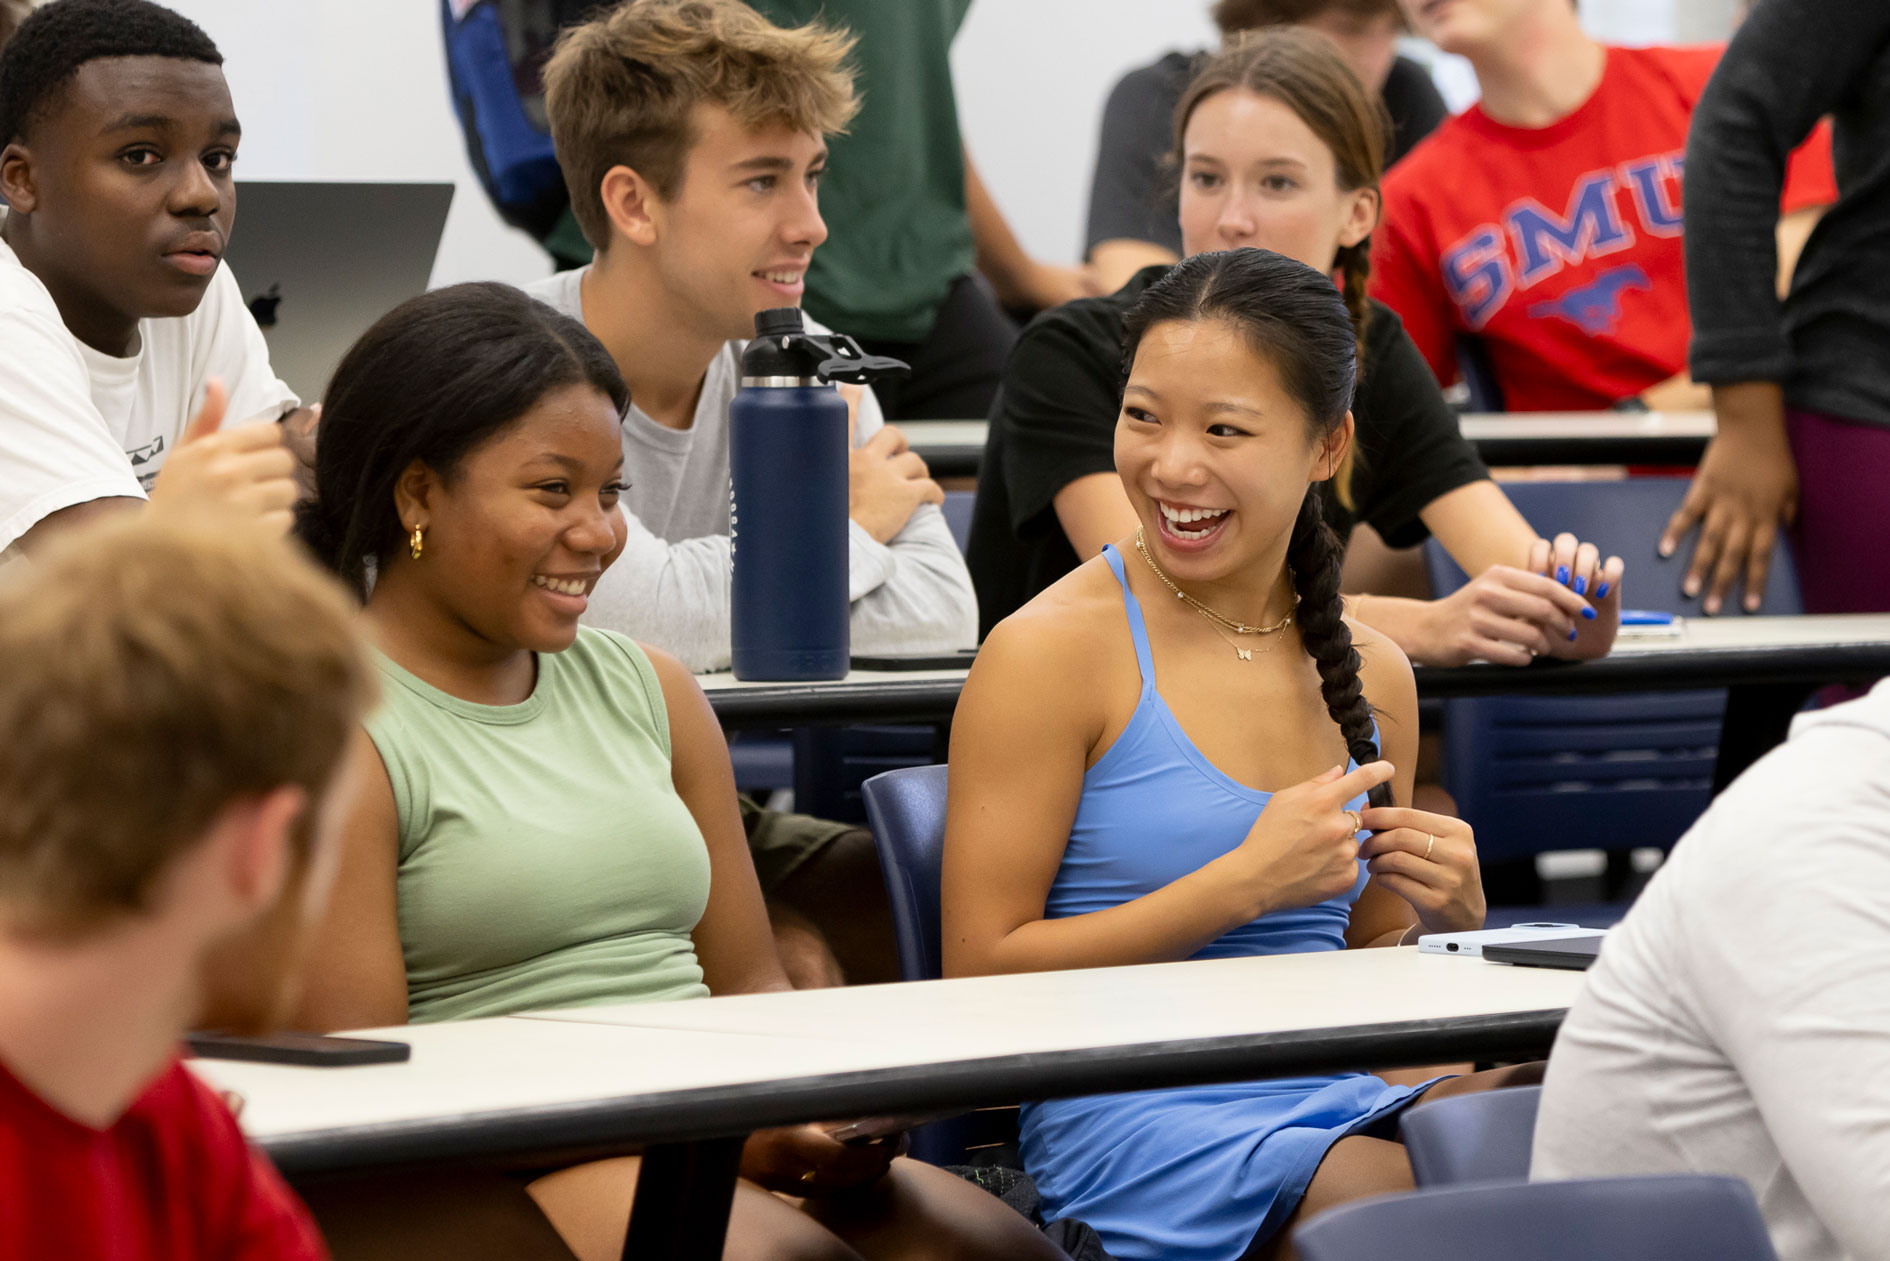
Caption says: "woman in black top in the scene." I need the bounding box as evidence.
[968,29,1624,666]
[1083,0,1448,295]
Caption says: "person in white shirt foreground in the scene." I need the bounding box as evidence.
[1533,678,1890,1261]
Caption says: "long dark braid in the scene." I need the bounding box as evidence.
[1289,483,1391,808]
[1122,247,1388,806]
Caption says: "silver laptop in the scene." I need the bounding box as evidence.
[221,181,454,402]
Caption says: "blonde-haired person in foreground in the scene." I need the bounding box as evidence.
[530,0,976,987]
[0,509,374,1260]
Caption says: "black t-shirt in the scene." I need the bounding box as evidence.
[965,266,1490,639]
[1084,50,1449,258]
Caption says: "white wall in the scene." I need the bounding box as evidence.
[953,2,1216,267]
[168,0,554,290]
[163,0,1728,290]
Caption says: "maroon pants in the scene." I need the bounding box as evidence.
[1786,406,1890,615]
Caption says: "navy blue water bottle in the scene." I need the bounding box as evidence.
[728,308,909,680]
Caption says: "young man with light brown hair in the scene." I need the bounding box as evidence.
[531,0,971,680]
[0,508,376,1259]
[528,0,977,987]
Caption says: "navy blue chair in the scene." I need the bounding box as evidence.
[860,763,951,983]
[941,489,975,553]
[1423,477,1802,866]
[1295,1175,1778,1261]
[1455,336,1506,413]
[862,764,1020,1165]
[1399,1085,1541,1185]
[727,732,795,798]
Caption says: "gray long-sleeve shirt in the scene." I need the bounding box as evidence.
[525,269,977,673]
[1685,0,1890,428]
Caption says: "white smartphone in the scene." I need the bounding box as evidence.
[1417,923,1608,957]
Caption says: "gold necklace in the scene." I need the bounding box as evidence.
[1134,527,1296,660]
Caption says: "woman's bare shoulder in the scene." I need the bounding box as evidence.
[971,558,1130,703]
[1346,614,1417,723]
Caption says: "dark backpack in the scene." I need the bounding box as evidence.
[440,0,596,243]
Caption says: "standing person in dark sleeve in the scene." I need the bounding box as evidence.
[971,29,1621,670]
[1659,0,1890,617]
[1086,0,1446,294]
[747,0,1093,420]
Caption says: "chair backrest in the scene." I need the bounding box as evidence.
[942,490,975,553]
[1295,1175,1778,1261]
[1423,477,1802,861]
[1399,1085,1541,1186]
[1455,335,1506,413]
[860,764,951,982]
[1423,476,1802,616]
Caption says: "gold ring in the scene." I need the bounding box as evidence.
[1344,809,1362,836]
[1424,833,1435,860]
[800,1170,817,1187]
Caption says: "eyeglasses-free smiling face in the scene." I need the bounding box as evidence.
[396,382,630,657]
[645,102,829,343]
[1114,316,1351,590]
[1177,87,1377,276]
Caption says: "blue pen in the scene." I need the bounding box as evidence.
[1619,609,1675,626]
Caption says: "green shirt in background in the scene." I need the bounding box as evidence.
[366,627,712,1024]
[751,0,977,342]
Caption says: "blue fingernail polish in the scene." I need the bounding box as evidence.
[1568,628,1578,641]
[1556,566,1569,584]
[1573,575,1587,595]
[1582,606,1597,620]
[1595,582,1610,599]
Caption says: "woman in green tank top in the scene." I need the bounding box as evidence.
[290,284,1059,1261]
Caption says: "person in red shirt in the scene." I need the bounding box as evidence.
[1370,0,1833,416]
[0,508,380,1261]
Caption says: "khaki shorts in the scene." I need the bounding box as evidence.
[739,795,858,892]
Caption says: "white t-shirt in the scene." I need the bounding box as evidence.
[0,212,297,553]
[1533,679,1890,1261]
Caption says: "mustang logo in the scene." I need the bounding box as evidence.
[1526,264,1652,336]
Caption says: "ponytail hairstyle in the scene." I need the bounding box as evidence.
[296,282,629,600]
[1173,27,1388,512]
[1122,248,1389,807]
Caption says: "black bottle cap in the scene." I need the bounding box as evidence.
[740,308,911,385]
[753,308,805,339]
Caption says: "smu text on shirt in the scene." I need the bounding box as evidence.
[1442,152,1683,334]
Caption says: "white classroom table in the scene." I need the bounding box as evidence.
[905,411,1717,476]
[193,949,1582,1260]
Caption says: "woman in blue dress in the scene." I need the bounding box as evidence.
[943,245,1552,1261]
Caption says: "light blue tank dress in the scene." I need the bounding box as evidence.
[1017,546,1436,1261]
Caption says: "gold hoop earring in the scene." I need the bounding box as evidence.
[409,525,425,561]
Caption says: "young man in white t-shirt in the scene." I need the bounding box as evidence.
[0,0,304,559]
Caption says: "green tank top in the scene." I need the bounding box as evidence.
[365,627,712,1023]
